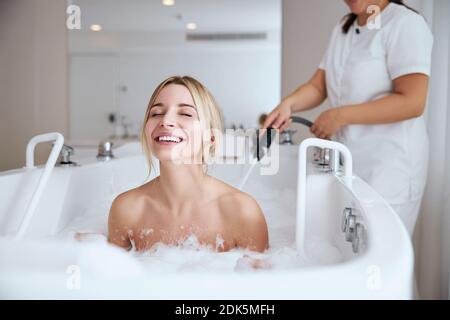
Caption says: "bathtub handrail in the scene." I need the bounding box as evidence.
[15,132,65,239]
[296,138,353,257]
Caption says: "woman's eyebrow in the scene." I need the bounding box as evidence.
[150,103,195,108]
[150,102,163,108]
[178,103,195,109]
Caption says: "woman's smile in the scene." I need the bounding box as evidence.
[154,133,185,146]
[155,136,183,145]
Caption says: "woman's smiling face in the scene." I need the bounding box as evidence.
[145,84,203,163]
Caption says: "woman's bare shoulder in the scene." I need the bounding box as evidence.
[209,177,263,220]
[208,177,268,251]
[220,190,263,219]
[109,180,157,224]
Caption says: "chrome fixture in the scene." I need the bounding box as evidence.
[280,129,297,145]
[97,141,114,161]
[352,222,365,253]
[341,207,365,254]
[313,147,342,172]
[313,147,331,168]
[57,144,78,167]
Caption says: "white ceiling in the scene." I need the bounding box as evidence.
[71,0,281,32]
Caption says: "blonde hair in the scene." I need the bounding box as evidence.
[141,76,224,176]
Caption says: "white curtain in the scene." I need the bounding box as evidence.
[411,0,450,300]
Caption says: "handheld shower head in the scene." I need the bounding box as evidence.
[253,128,277,161]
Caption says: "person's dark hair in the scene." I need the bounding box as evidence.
[341,0,419,34]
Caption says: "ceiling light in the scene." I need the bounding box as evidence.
[90,24,102,31]
[186,22,197,30]
[162,0,175,6]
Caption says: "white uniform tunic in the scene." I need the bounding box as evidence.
[319,3,433,234]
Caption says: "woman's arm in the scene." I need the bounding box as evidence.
[288,69,328,113]
[227,193,269,252]
[108,194,134,250]
[339,73,429,125]
[262,69,327,131]
[311,73,429,139]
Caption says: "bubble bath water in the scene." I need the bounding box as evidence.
[57,183,343,274]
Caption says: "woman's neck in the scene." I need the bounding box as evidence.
[357,0,390,26]
[156,161,207,210]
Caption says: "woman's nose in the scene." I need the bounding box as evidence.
[160,113,176,128]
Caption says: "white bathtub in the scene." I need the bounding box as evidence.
[0,139,413,299]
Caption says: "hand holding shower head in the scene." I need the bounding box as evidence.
[252,116,314,161]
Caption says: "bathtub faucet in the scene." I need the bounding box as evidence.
[290,116,342,171]
[97,141,115,161]
[280,129,296,145]
[57,144,78,167]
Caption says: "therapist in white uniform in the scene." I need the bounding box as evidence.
[263,0,433,236]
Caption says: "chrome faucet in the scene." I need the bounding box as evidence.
[57,144,78,167]
[97,141,115,161]
[280,129,297,145]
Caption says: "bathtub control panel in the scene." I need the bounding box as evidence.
[341,207,366,254]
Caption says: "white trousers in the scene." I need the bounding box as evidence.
[390,198,423,237]
[390,198,424,299]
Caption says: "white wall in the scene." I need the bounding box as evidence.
[0,0,68,171]
[69,30,281,140]
[70,54,119,140]
[117,47,281,129]
[281,0,347,141]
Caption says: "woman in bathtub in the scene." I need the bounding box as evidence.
[107,76,268,253]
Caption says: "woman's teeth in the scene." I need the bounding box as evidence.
[158,136,182,143]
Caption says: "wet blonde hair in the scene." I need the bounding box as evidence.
[141,76,224,176]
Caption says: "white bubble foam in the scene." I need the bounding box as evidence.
[57,186,343,274]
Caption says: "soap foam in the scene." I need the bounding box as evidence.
[57,185,343,274]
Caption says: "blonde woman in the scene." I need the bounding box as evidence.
[108,76,268,252]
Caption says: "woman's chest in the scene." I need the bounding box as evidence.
[326,30,392,105]
[130,207,236,252]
